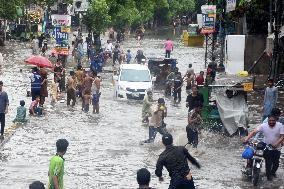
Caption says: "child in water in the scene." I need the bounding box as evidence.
[29,96,42,116]
[13,100,28,123]
[82,89,92,113]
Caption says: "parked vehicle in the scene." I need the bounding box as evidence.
[242,140,272,186]
[115,64,154,100]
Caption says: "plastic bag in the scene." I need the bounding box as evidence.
[242,146,254,159]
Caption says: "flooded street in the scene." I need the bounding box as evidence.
[0,30,283,189]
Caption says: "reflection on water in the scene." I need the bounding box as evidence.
[0,33,283,189]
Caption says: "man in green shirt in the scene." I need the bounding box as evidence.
[48,139,69,189]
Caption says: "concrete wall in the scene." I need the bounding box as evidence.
[244,35,270,74]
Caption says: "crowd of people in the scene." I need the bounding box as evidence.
[0,29,284,189]
[139,54,284,188]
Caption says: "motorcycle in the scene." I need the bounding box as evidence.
[242,140,272,186]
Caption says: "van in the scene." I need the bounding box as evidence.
[115,64,153,100]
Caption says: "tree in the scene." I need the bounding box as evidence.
[0,0,23,20]
[82,0,111,35]
[111,0,139,31]
[132,0,155,27]
[168,0,195,17]
[230,0,271,34]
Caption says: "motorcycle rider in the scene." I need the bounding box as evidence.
[243,115,284,181]
[155,134,201,189]
[165,67,180,96]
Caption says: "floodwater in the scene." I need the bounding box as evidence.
[0,28,283,189]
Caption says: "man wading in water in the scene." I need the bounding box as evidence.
[48,139,69,189]
[142,98,168,144]
[155,134,201,189]
[66,71,76,107]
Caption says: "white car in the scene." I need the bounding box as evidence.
[115,64,153,100]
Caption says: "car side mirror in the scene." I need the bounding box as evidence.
[152,77,156,82]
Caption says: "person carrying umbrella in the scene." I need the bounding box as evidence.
[39,67,48,106]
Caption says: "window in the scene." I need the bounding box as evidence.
[120,69,150,82]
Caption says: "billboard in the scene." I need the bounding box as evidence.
[200,5,216,34]
[51,15,71,55]
[51,14,71,27]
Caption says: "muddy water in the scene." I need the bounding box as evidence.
[0,30,283,189]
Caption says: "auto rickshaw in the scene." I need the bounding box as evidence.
[199,75,254,136]
[147,57,177,89]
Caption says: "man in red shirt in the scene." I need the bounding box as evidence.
[195,71,204,85]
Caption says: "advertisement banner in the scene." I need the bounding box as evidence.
[52,27,69,55]
[226,0,236,13]
[51,14,71,27]
[200,5,216,34]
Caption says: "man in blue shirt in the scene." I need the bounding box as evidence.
[0,81,9,139]
[30,67,41,101]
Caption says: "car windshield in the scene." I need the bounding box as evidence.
[120,69,151,82]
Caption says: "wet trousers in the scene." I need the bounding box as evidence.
[0,113,5,136]
[145,125,168,143]
[165,50,171,58]
[83,104,89,113]
[113,56,119,64]
[67,88,76,106]
[173,90,181,102]
[31,89,41,101]
[186,126,198,148]
[29,107,42,115]
[264,149,281,178]
[169,176,195,189]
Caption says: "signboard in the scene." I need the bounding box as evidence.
[200,5,216,34]
[52,47,69,55]
[197,14,203,29]
[52,27,69,55]
[51,14,71,56]
[226,0,236,13]
[51,14,71,27]
[243,82,253,92]
[53,27,68,42]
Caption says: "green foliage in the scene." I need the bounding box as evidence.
[82,0,111,34]
[109,0,139,31]
[169,0,195,16]
[0,0,23,20]
[0,0,58,20]
[132,0,155,27]
[107,0,196,29]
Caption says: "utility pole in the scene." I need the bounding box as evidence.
[56,0,69,92]
[203,1,217,68]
